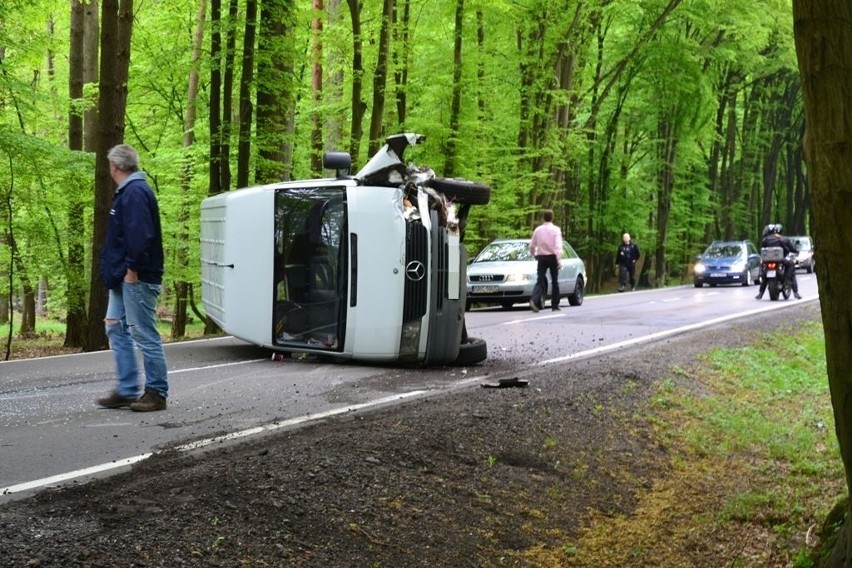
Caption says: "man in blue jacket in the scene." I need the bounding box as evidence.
[96,144,169,412]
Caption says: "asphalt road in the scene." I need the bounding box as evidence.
[0,274,819,501]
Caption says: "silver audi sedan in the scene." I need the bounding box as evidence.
[466,238,587,310]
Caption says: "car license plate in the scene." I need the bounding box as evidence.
[766,270,776,278]
[710,273,725,278]
[473,285,499,294]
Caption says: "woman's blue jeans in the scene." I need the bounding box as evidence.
[105,281,169,399]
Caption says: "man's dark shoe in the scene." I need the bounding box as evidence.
[755,293,763,300]
[794,292,802,300]
[551,306,561,311]
[529,300,539,313]
[618,287,625,293]
[130,388,167,412]
[96,391,137,409]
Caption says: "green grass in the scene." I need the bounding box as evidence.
[558,320,845,567]
[1,314,211,360]
[659,320,843,564]
[3,315,209,340]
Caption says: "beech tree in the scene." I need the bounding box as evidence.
[65,0,86,347]
[793,1,852,564]
[84,0,133,352]
[366,0,393,156]
[171,0,207,339]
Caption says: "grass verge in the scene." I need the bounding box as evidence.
[551,320,843,567]
[1,316,211,360]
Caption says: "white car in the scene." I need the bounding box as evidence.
[201,134,490,365]
[466,238,586,310]
[790,235,814,273]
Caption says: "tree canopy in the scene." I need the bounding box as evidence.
[1,0,805,337]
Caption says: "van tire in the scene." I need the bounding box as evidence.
[425,178,491,205]
[453,336,487,366]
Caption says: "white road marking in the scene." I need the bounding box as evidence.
[539,298,812,366]
[1,390,427,496]
[1,455,152,495]
[169,358,267,375]
[504,313,564,325]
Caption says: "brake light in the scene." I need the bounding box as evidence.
[766,261,777,270]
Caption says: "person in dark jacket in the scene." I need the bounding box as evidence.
[96,144,169,412]
[756,223,801,300]
[615,233,641,292]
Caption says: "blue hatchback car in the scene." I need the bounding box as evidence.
[693,240,761,287]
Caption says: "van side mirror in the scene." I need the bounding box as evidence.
[323,152,352,178]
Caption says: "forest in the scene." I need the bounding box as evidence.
[0,0,806,348]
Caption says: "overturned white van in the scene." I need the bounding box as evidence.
[200,134,490,365]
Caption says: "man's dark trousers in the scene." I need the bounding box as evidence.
[533,254,560,309]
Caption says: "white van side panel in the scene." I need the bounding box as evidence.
[345,186,407,360]
[201,187,274,347]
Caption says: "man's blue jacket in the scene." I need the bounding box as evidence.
[99,173,164,290]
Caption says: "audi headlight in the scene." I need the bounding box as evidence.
[505,273,533,283]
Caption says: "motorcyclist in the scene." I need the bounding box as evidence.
[756,223,801,300]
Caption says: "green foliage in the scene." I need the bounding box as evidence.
[0,0,804,322]
[642,321,844,565]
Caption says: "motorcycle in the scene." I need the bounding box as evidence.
[759,247,794,301]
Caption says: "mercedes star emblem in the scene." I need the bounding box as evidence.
[405,260,426,281]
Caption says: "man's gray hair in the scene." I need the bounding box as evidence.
[107,144,140,172]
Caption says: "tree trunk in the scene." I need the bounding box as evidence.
[346,0,364,165]
[83,0,99,153]
[324,0,345,152]
[236,0,257,190]
[9,235,36,336]
[310,0,324,175]
[654,115,678,287]
[84,0,133,352]
[367,0,394,156]
[209,0,222,195]
[65,0,87,347]
[255,0,294,182]
[172,0,207,340]
[793,2,852,565]
[392,0,410,128]
[220,0,238,192]
[721,88,738,240]
[442,0,464,177]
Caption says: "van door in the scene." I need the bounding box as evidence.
[273,187,347,351]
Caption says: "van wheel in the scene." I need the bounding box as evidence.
[425,178,491,205]
[453,336,487,366]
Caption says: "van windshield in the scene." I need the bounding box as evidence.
[273,187,347,350]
